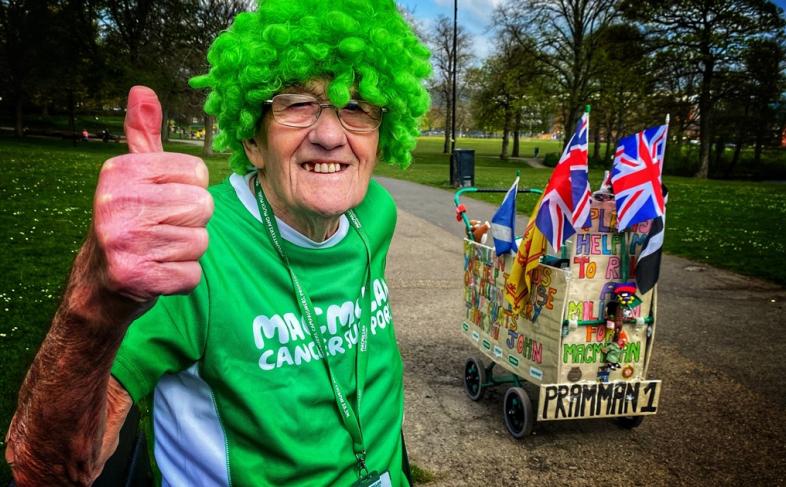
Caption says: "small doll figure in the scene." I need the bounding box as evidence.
[602,299,629,370]
[603,341,623,370]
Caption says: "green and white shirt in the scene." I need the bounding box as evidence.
[111,173,405,486]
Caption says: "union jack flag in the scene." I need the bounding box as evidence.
[535,112,591,251]
[611,125,668,231]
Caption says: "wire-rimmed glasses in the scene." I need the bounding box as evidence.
[264,93,386,133]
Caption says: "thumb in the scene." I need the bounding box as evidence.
[124,86,164,153]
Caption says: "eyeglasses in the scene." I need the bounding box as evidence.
[264,93,387,133]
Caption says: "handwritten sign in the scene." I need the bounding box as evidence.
[537,380,661,421]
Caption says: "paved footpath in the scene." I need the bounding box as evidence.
[376,176,786,486]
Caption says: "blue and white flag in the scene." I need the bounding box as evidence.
[491,176,519,255]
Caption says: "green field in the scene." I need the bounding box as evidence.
[0,134,784,482]
[379,137,786,285]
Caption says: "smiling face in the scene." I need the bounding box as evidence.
[243,80,380,241]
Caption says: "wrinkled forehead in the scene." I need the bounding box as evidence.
[277,79,359,100]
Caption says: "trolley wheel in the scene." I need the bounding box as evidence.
[503,387,534,439]
[616,415,645,429]
[463,356,487,401]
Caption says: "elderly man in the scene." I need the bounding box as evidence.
[5,0,431,485]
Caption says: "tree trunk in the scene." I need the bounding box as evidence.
[695,57,714,179]
[162,105,170,143]
[603,122,613,163]
[67,91,76,134]
[15,97,23,137]
[727,142,742,178]
[613,109,624,156]
[500,107,511,160]
[753,110,766,167]
[593,119,601,162]
[443,100,450,154]
[725,105,748,178]
[203,115,214,156]
[512,111,521,157]
[713,137,724,173]
[754,133,763,166]
[564,105,579,148]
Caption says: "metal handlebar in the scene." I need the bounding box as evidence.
[454,187,543,241]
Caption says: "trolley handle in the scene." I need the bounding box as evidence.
[454,187,543,241]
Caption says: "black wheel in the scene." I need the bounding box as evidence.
[616,415,645,429]
[503,386,534,439]
[463,356,487,401]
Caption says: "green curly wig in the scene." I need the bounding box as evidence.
[189,0,431,174]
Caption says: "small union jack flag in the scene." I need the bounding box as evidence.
[611,125,668,231]
[535,112,591,251]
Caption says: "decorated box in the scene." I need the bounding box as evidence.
[461,196,661,421]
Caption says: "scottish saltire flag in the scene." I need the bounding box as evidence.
[490,176,519,255]
[636,186,668,294]
[611,125,668,231]
[535,112,590,251]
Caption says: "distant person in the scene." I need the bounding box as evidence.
[81,129,89,142]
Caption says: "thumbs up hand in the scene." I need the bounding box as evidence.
[92,86,214,303]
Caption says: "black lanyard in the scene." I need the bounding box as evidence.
[253,177,374,478]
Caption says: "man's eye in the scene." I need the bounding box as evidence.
[286,102,316,111]
[343,102,365,113]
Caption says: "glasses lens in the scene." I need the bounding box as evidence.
[339,101,382,130]
[271,94,319,127]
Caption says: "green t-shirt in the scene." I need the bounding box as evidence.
[111,175,405,486]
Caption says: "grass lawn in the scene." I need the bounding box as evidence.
[0,134,784,482]
[0,136,232,483]
[378,136,786,285]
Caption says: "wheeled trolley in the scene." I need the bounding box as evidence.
[456,187,662,439]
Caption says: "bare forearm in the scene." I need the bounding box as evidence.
[6,236,146,486]
[6,86,212,485]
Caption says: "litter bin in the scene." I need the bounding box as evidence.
[452,149,475,187]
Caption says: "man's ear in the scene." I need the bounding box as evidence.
[242,138,265,169]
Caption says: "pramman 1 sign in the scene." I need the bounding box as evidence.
[537,380,661,421]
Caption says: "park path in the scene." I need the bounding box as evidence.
[377,176,786,486]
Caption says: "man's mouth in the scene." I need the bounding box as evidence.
[301,162,349,174]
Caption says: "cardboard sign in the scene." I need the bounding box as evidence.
[460,196,660,419]
[462,240,563,384]
[537,380,661,421]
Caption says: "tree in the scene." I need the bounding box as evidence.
[428,15,473,153]
[494,0,620,147]
[623,0,785,178]
[743,39,786,167]
[470,34,547,159]
[589,24,652,164]
[0,0,59,135]
[184,0,252,155]
[100,0,250,147]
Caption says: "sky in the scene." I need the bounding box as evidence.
[397,0,502,60]
[399,0,786,64]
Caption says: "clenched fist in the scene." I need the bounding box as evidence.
[93,86,214,302]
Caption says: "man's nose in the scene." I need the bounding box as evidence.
[307,107,347,150]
